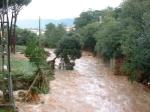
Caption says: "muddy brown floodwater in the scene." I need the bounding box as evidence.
[17,52,150,112]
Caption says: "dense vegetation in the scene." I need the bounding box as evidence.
[0,0,150,111]
[74,0,150,83]
[13,0,150,85]
[25,38,53,99]
[39,0,149,83]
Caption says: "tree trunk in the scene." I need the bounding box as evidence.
[10,15,17,54]
[114,57,125,75]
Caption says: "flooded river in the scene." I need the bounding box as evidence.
[17,52,150,112]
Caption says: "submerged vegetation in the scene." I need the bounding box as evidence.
[55,33,81,70]
[38,0,150,84]
[24,38,53,101]
[40,0,150,84]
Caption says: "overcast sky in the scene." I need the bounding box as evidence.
[18,0,123,20]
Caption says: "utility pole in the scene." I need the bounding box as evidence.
[39,16,41,36]
[38,16,41,46]
[99,16,102,24]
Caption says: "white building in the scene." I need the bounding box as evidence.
[65,25,75,32]
[28,28,45,35]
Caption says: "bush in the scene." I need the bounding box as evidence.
[25,38,53,95]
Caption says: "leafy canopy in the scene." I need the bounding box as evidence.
[25,38,45,68]
[55,34,81,63]
[44,23,66,48]
[95,8,123,59]
[16,28,37,45]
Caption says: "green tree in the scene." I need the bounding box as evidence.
[74,10,103,52]
[25,38,45,68]
[44,23,66,48]
[74,10,102,29]
[120,0,150,81]
[25,38,52,99]
[95,8,123,59]
[16,28,38,45]
[55,35,81,70]
[79,22,99,52]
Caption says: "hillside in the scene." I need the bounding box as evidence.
[17,18,74,29]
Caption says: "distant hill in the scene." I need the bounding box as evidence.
[17,18,74,29]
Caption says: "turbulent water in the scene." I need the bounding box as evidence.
[17,52,150,112]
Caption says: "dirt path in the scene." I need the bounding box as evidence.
[17,52,150,112]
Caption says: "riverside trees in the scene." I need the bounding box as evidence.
[120,0,150,82]
[55,33,81,70]
[43,23,81,70]
[25,38,52,100]
[74,10,102,52]
[44,23,66,48]
[40,0,149,83]
[74,0,150,83]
